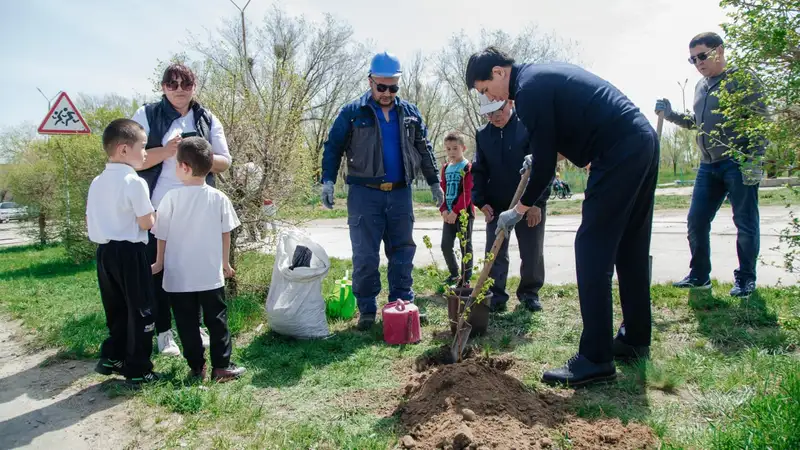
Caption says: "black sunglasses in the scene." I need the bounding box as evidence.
[165,79,195,91]
[688,47,718,65]
[370,77,400,94]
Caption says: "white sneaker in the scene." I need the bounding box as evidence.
[199,327,210,349]
[157,331,180,356]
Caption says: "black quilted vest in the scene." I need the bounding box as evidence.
[138,96,215,197]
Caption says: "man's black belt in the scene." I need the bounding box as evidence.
[364,181,407,191]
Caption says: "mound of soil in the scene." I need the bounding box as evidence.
[398,359,655,450]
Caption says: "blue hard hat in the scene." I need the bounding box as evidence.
[369,51,402,77]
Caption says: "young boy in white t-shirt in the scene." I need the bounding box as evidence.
[151,137,245,382]
[86,119,159,386]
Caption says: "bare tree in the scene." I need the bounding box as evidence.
[436,26,580,140]
[183,8,368,294]
[403,51,460,163]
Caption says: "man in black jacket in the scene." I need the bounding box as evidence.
[473,95,548,312]
[466,47,658,387]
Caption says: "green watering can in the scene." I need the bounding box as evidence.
[326,271,356,319]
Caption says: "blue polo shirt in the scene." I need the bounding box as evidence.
[371,101,404,183]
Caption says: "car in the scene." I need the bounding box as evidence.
[0,202,27,223]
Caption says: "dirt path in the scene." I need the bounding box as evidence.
[0,317,145,450]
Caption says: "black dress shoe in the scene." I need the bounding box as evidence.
[730,279,755,297]
[672,275,711,289]
[542,354,616,387]
[357,313,376,331]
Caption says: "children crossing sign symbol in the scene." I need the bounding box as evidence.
[37,92,91,135]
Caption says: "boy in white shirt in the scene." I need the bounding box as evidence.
[151,137,245,382]
[86,119,159,386]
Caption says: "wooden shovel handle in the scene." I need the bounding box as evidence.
[470,167,532,300]
[656,112,664,141]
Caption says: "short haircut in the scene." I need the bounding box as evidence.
[465,46,515,90]
[444,131,466,147]
[177,137,213,176]
[690,32,724,49]
[102,119,145,155]
[161,63,196,85]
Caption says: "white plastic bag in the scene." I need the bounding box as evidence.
[266,229,330,338]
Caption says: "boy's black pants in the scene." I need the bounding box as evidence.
[170,288,231,371]
[96,241,155,377]
[146,231,172,334]
[441,215,474,281]
[576,129,659,364]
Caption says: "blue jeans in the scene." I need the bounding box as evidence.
[687,159,760,282]
[347,184,416,315]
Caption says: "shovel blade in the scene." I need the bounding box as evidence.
[450,322,473,363]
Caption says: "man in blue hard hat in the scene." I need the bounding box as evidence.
[321,51,444,331]
[466,47,659,387]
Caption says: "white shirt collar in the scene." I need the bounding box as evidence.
[105,163,136,174]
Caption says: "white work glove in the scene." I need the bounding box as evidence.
[520,154,532,174]
[321,181,335,209]
[495,208,524,236]
[430,185,445,208]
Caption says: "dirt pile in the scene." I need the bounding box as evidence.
[398,359,655,450]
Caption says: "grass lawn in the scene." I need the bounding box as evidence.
[283,187,798,221]
[1,245,799,449]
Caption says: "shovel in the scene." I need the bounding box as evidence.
[451,167,533,362]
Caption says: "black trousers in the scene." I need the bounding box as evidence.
[146,231,172,334]
[170,288,231,371]
[96,241,155,377]
[577,130,659,363]
[441,215,474,281]
[485,204,547,305]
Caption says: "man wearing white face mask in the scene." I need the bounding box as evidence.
[472,95,549,313]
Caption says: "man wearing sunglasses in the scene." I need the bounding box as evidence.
[131,63,232,357]
[655,32,766,298]
[321,52,443,331]
[472,95,549,313]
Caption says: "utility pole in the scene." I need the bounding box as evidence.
[229,0,253,91]
[37,87,71,228]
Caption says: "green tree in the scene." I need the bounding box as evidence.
[718,0,800,273]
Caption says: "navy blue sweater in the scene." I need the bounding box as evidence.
[509,63,652,206]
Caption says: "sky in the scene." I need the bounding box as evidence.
[0,0,726,132]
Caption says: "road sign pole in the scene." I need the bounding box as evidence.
[56,139,71,228]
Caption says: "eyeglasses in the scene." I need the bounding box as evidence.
[370,77,400,94]
[688,47,718,65]
[165,79,195,91]
[483,101,508,118]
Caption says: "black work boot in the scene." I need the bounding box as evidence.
[357,313,376,331]
[672,275,711,289]
[613,325,650,362]
[520,295,543,312]
[542,354,616,387]
[730,278,755,297]
[95,358,124,376]
[489,301,507,313]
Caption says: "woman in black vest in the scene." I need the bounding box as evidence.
[131,63,232,356]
